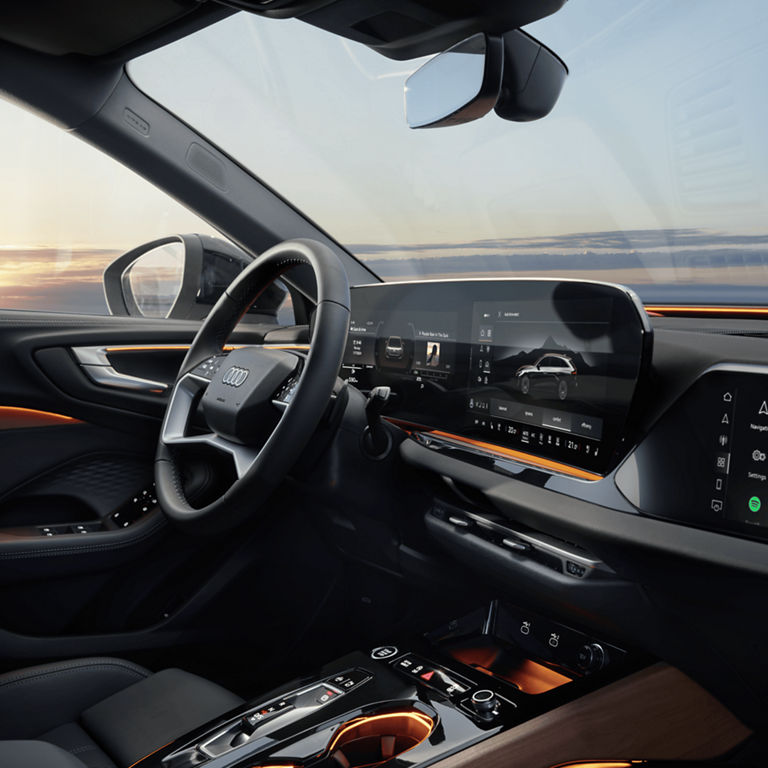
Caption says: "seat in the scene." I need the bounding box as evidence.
[0,657,244,768]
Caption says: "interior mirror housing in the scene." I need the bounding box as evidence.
[405,33,504,129]
[494,29,568,122]
[103,234,287,320]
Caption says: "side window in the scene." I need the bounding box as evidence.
[0,98,295,325]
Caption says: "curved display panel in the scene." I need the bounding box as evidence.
[617,366,768,540]
[340,280,651,475]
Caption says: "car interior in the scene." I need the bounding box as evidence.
[0,1,767,768]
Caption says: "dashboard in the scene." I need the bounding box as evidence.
[330,281,768,736]
[340,280,651,477]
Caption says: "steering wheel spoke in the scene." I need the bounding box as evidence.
[161,371,261,479]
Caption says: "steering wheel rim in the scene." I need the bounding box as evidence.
[155,238,350,533]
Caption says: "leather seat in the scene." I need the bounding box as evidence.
[0,657,243,768]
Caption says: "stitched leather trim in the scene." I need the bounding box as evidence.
[0,514,165,560]
[0,659,149,691]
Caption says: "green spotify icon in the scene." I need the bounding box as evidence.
[748,496,762,513]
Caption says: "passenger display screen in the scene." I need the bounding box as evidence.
[340,280,651,475]
[616,368,768,541]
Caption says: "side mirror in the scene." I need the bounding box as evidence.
[103,234,287,321]
[405,30,567,129]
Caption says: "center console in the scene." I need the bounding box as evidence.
[147,602,636,768]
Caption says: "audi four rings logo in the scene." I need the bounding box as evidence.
[222,366,249,387]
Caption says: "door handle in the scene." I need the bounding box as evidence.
[72,346,169,393]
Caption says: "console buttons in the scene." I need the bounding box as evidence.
[244,703,289,730]
[394,654,472,698]
[371,646,399,660]
[329,668,371,691]
[315,688,341,704]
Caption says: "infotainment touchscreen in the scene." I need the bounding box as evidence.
[340,280,651,475]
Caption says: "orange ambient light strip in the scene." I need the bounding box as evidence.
[551,763,638,768]
[644,304,768,317]
[103,344,310,353]
[325,712,434,756]
[0,406,81,429]
[428,429,603,481]
[104,345,192,352]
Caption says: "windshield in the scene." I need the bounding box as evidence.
[129,0,768,303]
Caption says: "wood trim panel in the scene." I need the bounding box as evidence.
[427,664,750,768]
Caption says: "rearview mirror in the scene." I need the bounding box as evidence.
[405,30,567,129]
[405,33,504,129]
[103,234,287,321]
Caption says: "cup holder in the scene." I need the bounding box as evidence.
[324,710,434,768]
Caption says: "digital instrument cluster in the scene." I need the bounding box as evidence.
[340,280,651,475]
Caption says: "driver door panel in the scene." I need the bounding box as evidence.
[0,310,274,663]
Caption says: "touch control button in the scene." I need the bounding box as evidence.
[329,668,371,691]
[371,645,398,660]
[315,688,340,704]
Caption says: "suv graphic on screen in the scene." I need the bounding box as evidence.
[384,336,406,360]
[515,353,577,401]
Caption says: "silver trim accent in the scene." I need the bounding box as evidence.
[72,346,111,366]
[222,365,249,387]
[458,507,613,578]
[160,372,262,478]
[370,645,399,660]
[416,431,601,483]
[72,347,168,393]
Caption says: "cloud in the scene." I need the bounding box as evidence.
[350,228,768,284]
[0,248,118,313]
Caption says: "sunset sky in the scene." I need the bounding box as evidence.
[1,0,768,313]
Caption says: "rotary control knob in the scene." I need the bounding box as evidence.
[470,689,499,716]
[577,643,606,673]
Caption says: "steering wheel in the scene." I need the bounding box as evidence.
[155,239,350,532]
